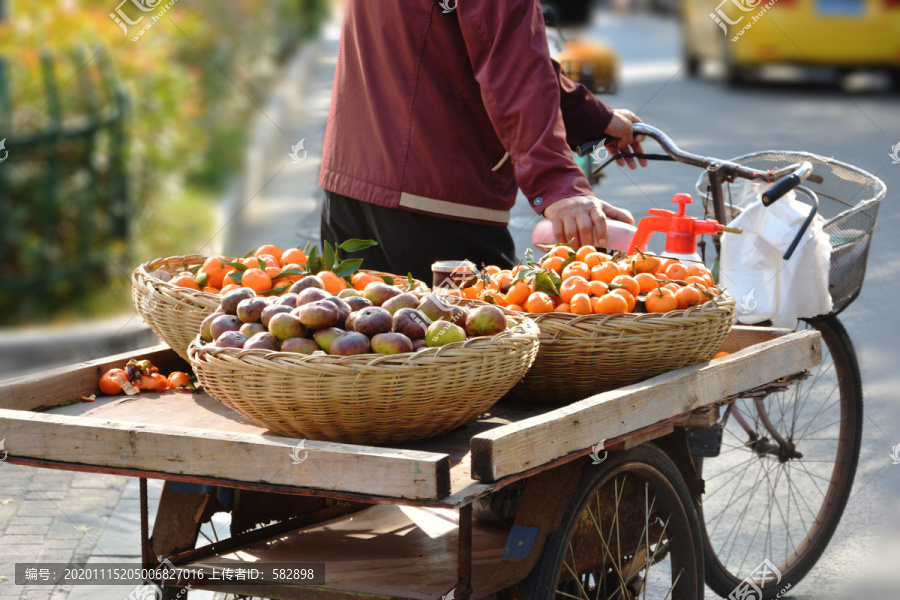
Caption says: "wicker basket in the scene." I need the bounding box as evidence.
[506,294,735,405]
[187,303,540,444]
[132,255,428,360]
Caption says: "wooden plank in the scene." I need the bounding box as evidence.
[718,325,793,354]
[679,405,720,427]
[606,423,675,452]
[0,344,182,411]
[470,329,821,482]
[0,410,451,501]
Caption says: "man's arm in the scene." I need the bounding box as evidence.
[456,0,593,216]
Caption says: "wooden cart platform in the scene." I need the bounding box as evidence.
[0,325,822,599]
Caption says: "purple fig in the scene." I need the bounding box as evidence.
[330,332,371,356]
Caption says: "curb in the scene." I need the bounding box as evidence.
[0,313,160,379]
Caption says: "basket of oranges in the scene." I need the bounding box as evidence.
[132,241,428,360]
[457,245,734,404]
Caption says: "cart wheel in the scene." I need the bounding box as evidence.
[520,444,704,600]
[695,315,863,598]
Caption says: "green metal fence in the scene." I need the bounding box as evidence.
[0,45,129,314]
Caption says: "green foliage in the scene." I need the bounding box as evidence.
[0,0,328,325]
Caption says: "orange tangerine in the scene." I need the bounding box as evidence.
[612,275,640,298]
[631,253,660,274]
[484,265,501,276]
[664,262,689,281]
[200,256,231,289]
[569,293,592,315]
[562,261,590,281]
[583,251,609,269]
[507,303,525,312]
[575,245,597,263]
[484,290,508,307]
[281,247,307,266]
[241,268,272,293]
[612,288,636,312]
[635,273,660,294]
[548,246,575,259]
[675,285,702,309]
[541,256,565,274]
[254,244,283,265]
[685,276,708,288]
[595,293,628,315]
[352,272,382,291]
[559,276,590,303]
[505,281,532,306]
[646,287,678,313]
[554,302,571,313]
[591,262,620,284]
[220,284,242,295]
[171,274,200,290]
[588,280,609,297]
[524,292,554,313]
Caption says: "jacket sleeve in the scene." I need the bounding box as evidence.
[457,0,595,215]
[554,59,615,147]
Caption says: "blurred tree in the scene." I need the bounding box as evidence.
[0,0,328,325]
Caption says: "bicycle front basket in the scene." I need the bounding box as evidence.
[696,151,885,316]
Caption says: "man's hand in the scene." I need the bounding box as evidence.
[543,196,634,250]
[604,108,647,170]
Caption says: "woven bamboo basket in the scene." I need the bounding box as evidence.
[132,254,428,361]
[506,294,735,405]
[187,303,540,444]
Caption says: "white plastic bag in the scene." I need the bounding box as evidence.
[719,181,832,329]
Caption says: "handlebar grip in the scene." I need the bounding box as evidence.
[762,174,801,206]
[576,137,617,157]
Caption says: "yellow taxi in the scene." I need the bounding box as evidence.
[681,0,900,86]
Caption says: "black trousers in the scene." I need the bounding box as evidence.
[320,190,517,283]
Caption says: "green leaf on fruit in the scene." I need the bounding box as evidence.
[228,270,243,285]
[333,259,363,278]
[307,245,320,274]
[302,241,311,254]
[381,275,395,286]
[482,293,498,305]
[271,268,305,280]
[188,264,201,275]
[321,241,336,273]
[523,248,535,266]
[339,239,378,253]
[223,260,249,272]
[546,270,562,289]
[559,255,576,274]
[243,250,255,259]
[195,273,208,288]
[406,272,415,292]
[259,287,285,297]
[256,257,267,270]
[533,271,560,296]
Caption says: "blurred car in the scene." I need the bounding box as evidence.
[682,0,900,86]
[542,2,619,93]
[552,36,620,93]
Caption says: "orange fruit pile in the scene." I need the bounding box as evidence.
[458,245,719,316]
[162,244,363,297]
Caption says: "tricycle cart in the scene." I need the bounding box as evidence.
[0,323,821,600]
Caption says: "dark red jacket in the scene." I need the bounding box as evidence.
[319,0,614,226]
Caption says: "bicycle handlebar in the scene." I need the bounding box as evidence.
[576,124,812,203]
[576,124,819,260]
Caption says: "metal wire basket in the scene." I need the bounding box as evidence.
[697,151,885,316]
